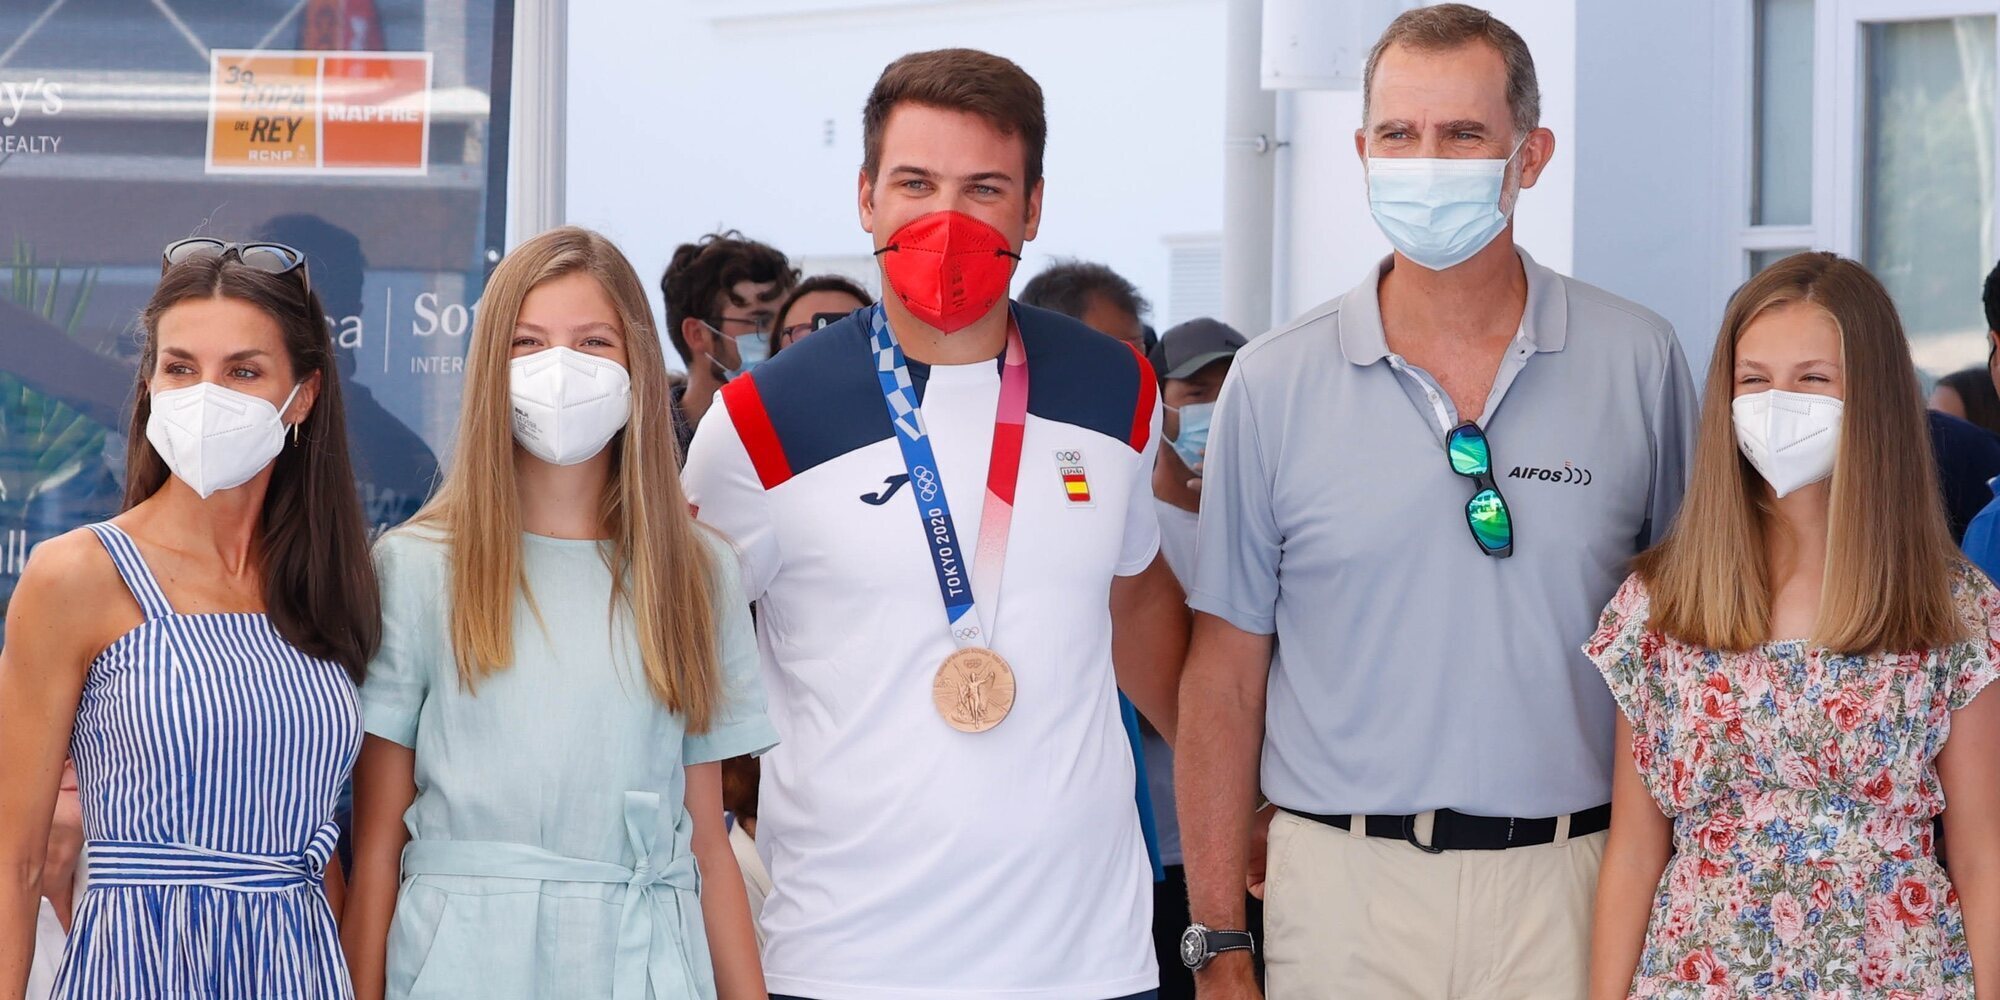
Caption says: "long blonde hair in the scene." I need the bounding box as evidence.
[1634,251,1965,654]
[404,226,722,729]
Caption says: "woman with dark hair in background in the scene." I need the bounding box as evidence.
[767,274,873,356]
[0,238,381,999]
[1926,367,2000,544]
[1933,367,2000,438]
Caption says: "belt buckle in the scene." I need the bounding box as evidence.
[1402,812,1445,854]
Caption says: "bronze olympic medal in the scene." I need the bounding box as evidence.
[932,646,1016,733]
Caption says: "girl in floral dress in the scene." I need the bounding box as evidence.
[1585,252,2000,999]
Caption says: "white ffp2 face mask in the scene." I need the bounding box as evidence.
[1365,138,1526,271]
[145,381,303,499]
[509,347,632,466]
[1732,388,1844,498]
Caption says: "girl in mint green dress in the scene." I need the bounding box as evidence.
[343,227,776,1000]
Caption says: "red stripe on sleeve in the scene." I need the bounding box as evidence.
[1126,341,1155,452]
[719,375,793,490]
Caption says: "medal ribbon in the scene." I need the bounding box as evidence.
[867,303,1028,650]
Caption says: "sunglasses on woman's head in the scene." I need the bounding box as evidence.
[161,238,312,295]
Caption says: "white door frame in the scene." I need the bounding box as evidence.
[1717,0,2000,289]
[1829,0,2000,263]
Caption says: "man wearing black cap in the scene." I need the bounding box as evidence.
[1149,318,1244,520]
[1145,317,1249,1000]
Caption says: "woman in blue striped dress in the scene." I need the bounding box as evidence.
[0,238,382,999]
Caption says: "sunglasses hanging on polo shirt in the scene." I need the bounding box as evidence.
[1446,421,1513,558]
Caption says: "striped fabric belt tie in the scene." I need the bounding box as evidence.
[398,790,702,1000]
[84,821,340,892]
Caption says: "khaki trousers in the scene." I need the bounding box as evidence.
[1263,809,1604,1000]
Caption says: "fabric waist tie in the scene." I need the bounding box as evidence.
[84,820,339,892]
[398,790,699,1000]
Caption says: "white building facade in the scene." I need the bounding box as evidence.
[559,0,1999,380]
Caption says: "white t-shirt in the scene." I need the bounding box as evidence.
[1148,497,1200,867]
[728,821,771,950]
[1155,498,1199,586]
[29,896,63,1000]
[683,304,1163,1000]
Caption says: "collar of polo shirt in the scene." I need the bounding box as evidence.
[1337,247,1571,366]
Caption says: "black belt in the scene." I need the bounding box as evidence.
[1293,804,1611,853]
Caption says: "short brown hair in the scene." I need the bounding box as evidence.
[863,48,1047,191]
[1363,3,1540,137]
[1635,252,1966,654]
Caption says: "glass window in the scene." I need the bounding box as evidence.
[1863,15,1997,379]
[1753,0,1815,226]
[0,1,513,619]
[1751,247,1811,274]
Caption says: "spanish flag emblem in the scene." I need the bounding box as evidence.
[1062,469,1091,503]
[1054,450,1093,506]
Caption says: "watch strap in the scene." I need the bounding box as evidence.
[1207,929,1255,956]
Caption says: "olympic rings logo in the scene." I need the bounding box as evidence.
[913,465,940,501]
[954,626,982,640]
[1054,450,1083,462]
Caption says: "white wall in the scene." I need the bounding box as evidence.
[1277,0,1578,325]
[1571,0,1732,369]
[564,0,1228,357]
[562,0,1751,371]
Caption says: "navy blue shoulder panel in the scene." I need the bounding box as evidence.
[1014,302,1151,450]
[741,302,1152,480]
[744,308,894,478]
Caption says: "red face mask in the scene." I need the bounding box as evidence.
[874,211,1022,334]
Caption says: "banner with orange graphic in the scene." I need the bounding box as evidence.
[207,49,431,174]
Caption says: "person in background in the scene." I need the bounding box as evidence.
[24,762,79,1000]
[1950,260,2000,574]
[1176,6,1697,997]
[1020,258,1150,348]
[1147,317,1249,1000]
[769,274,873,356]
[720,756,772,950]
[1932,367,2000,437]
[1587,251,2000,999]
[0,237,381,1000]
[661,233,797,457]
[342,227,774,1000]
[684,47,1187,1000]
[1929,406,2000,545]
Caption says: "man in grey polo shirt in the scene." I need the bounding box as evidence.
[1174,6,1695,999]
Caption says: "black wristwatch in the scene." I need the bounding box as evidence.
[1179,923,1255,971]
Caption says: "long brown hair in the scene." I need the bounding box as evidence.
[402,226,723,729]
[1635,251,1965,654]
[129,254,382,679]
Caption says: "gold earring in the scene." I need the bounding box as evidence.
[292,422,301,446]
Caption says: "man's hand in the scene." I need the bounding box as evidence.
[1153,445,1202,513]
[1195,952,1263,1000]
[42,760,82,930]
[1245,803,1276,899]
[1179,614,1274,1000]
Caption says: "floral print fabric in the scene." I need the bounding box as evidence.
[1584,564,2000,999]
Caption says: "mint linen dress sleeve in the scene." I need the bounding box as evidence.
[683,530,779,766]
[358,529,446,748]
